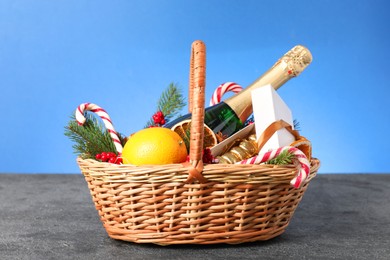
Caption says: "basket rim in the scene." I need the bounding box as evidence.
[77,157,320,185]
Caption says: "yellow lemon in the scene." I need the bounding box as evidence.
[122,127,188,165]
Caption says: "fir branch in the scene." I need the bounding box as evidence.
[293,119,301,131]
[64,113,125,159]
[265,149,295,165]
[145,82,186,128]
[145,118,156,128]
[182,123,191,152]
[158,82,186,121]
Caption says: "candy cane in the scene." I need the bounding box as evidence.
[75,103,123,154]
[238,146,310,188]
[209,82,243,106]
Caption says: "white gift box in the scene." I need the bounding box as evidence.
[251,84,295,154]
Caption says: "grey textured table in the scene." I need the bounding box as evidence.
[0,174,389,260]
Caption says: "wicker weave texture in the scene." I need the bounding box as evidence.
[78,158,319,245]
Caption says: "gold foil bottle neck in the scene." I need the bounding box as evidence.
[276,45,313,77]
[224,45,313,124]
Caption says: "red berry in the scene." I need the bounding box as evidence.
[159,112,165,119]
[96,152,120,163]
[156,111,163,117]
[116,158,123,164]
[202,148,215,164]
[152,111,165,125]
[101,154,108,162]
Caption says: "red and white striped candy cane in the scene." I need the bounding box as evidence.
[209,82,243,106]
[75,103,123,154]
[238,146,310,188]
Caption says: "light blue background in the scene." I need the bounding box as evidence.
[0,0,389,174]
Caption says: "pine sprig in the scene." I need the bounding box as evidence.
[293,119,301,131]
[145,83,186,128]
[64,113,125,159]
[265,149,295,165]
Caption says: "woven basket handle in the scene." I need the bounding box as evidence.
[185,40,207,183]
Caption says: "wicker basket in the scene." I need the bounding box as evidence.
[77,40,320,245]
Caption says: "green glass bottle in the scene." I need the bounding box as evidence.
[166,101,243,137]
[165,45,313,138]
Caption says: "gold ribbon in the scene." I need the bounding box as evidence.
[256,120,312,161]
[256,120,300,153]
[290,136,312,161]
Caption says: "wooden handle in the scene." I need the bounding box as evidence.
[189,40,206,164]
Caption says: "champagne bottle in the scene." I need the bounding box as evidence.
[165,45,313,137]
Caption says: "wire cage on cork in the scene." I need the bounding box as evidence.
[76,40,320,245]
